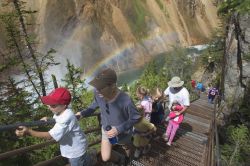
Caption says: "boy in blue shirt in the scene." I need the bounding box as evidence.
[76,68,141,164]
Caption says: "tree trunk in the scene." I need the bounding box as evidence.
[9,26,41,97]
[13,0,46,96]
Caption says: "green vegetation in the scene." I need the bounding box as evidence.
[155,0,169,18]
[122,46,197,102]
[0,1,99,165]
[221,125,250,166]
[164,46,193,82]
[126,0,148,38]
[155,0,164,11]
[62,59,87,110]
[0,0,249,165]
[243,53,250,61]
[0,1,58,97]
[218,0,250,16]
[201,37,223,64]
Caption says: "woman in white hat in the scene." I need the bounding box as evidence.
[162,76,190,145]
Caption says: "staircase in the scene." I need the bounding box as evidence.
[132,94,214,166]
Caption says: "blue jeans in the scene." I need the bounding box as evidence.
[68,152,90,166]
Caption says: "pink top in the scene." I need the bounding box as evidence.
[140,97,153,114]
[168,105,184,124]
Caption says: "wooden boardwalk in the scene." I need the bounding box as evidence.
[134,94,215,166]
[0,94,215,166]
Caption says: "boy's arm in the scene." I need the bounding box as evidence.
[16,126,52,139]
[78,97,99,117]
[116,102,142,134]
[27,128,52,139]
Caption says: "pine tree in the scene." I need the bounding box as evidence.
[62,59,87,111]
[218,0,250,16]
[0,77,36,166]
[0,11,41,97]
[221,125,250,166]
[0,0,59,98]
[164,46,192,82]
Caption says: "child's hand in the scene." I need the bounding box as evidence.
[15,126,29,137]
[136,105,142,109]
[106,126,119,138]
[75,112,82,120]
[175,112,181,116]
[40,117,48,121]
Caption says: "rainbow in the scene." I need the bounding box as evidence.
[82,31,178,81]
[83,42,134,78]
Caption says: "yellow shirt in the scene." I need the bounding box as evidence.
[133,118,156,147]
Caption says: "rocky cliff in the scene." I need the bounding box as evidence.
[0,0,219,79]
[221,13,250,120]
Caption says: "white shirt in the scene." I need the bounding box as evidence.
[49,109,87,158]
[164,87,190,109]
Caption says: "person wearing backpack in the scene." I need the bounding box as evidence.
[208,86,219,104]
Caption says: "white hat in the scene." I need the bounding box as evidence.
[168,76,184,88]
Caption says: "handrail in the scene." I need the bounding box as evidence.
[34,139,101,166]
[0,140,56,160]
[205,105,215,166]
[205,95,221,166]
[190,90,200,102]
[0,127,101,160]
[0,119,56,132]
[0,113,101,163]
[0,113,100,132]
[214,95,221,166]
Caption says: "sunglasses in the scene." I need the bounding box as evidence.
[105,103,110,114]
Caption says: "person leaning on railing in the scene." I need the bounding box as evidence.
[15,88,90,166]
[76,68,142,165]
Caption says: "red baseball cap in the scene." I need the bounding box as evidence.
[41,87,71,105]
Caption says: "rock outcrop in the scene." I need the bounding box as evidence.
[0,0,220,79]
[222,13,250,120]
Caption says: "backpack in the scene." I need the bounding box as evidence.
[209,88,217,96]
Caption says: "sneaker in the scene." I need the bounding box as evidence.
[166,141,171,146]
[134,148,141,158]
[131,160,144,166]
[142,144,151,154]
[118,155,126,166]
[162,134,169,141]
[165,117,170,122]
[153,135,160,140]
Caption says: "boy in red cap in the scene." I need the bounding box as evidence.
[15,88,89,166]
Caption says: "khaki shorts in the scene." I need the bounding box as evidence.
[101,127,132,145]
[133,134,151,147]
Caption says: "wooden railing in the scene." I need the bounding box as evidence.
[204,95,221,166]
[0,113,102,165]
